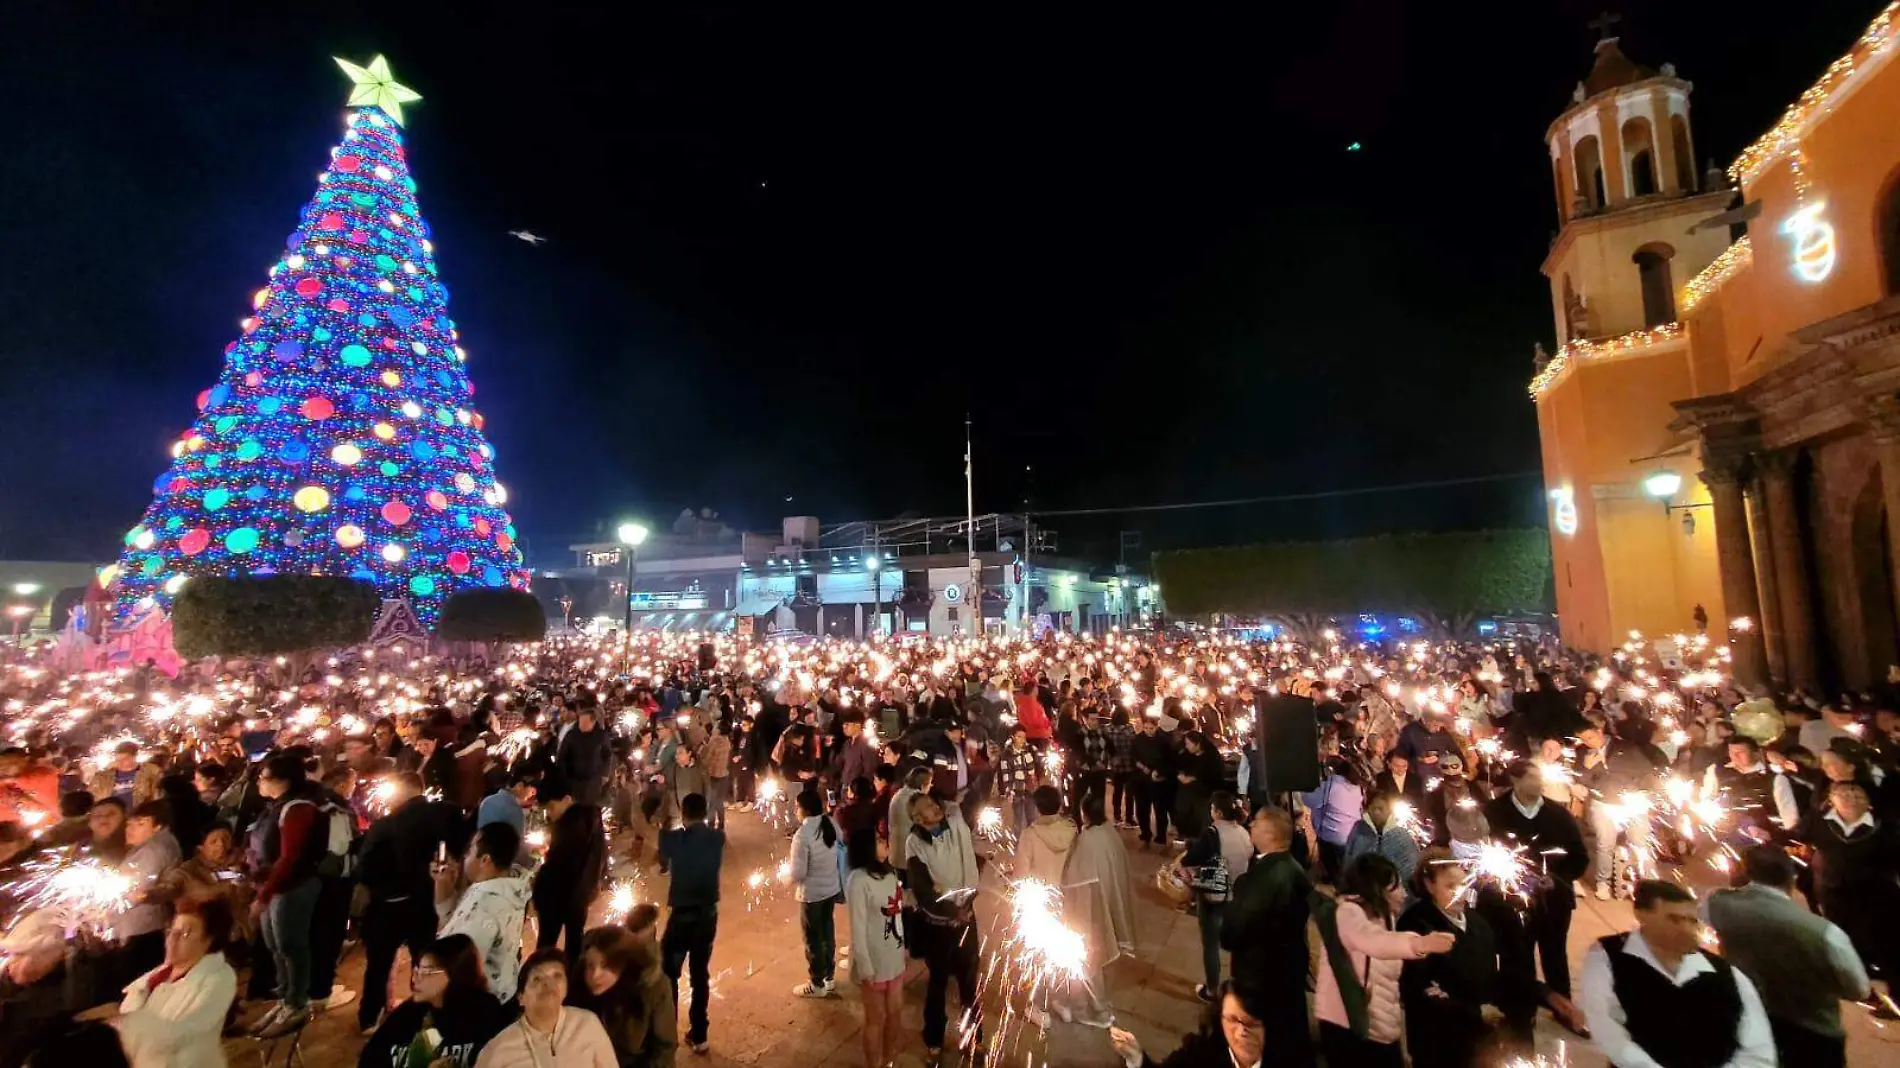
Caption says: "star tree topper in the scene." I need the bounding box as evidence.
[334,55,422,125]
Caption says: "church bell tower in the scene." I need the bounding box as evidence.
[1534,22,1737,655]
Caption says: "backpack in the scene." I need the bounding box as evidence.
[284,796,357,878]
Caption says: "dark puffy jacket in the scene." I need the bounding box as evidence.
[357,796,465,902]
[535,803,606,909]
[558,727,615,804]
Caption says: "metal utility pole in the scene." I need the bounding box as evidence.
[869,526,883,638]
[1021,463,1033,635]
[965,416,980,635]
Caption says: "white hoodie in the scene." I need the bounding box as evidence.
[439,865,533,1001]
[1017,815,1077,888]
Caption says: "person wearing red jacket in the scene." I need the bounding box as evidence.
[0,749,59,828]
[246,754,326,1039]
[1015,684,1052,752]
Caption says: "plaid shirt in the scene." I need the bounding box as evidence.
[1076,727,1109,774]
[1102,722,1135,774]
[997,742,1039,796]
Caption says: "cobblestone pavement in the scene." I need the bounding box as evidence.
[232,808,1900,1067]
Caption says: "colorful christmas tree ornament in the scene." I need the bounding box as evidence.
[111,57,527,625]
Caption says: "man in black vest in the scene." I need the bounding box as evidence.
[1579,879,1775,1068]
[1483,760,1588,1004]
[1701,736,1800,839]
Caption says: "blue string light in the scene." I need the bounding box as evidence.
[110,103,525,625]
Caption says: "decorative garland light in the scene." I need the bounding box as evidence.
[1679,236,1752,315]
[1730,2,1900,188]
[1529,322,1684,399]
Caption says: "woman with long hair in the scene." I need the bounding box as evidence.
[571,926,676,1068]
[1171,732,1222,842]
[358,934,509,1068]
[1174,791,1253,1001]
[1313,854,1454,1068]
[845,829,906,1068]
[474,950,615,1068]
[789,788,844,998]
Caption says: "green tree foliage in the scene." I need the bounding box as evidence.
[436,588,547,643]
[1152,530,1552,639]
[171,575,378,660]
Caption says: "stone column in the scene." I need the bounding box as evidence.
[1702,465,1767,688]
[1598,104,1628,204]
[1866,396,1900,629]
[1759,451,1819,691]
[1649,90,1681,195]
[1745,477,1787,685]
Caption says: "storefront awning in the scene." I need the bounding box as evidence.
[734,597,781,618]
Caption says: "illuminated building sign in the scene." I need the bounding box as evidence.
[585,549,623,567]
[630,589,710,611]
[1549,487,1579,536]
[1781,202,1837,282]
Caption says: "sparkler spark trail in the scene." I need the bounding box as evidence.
[969,879,1091,1063]
[602,878,641,925]
[975,805,1019,854]
[1388,799,1431,847]
[13,856,137,937]
[1440,840,1535,903]
[494,726,540,762]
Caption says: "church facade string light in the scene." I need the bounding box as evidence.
[110,56,527,625]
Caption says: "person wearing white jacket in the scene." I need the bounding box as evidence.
[114,898,240,1068]
[789,789,846,998]
[437,823,533,1003]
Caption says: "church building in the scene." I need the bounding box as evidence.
[1535,4,1900,691]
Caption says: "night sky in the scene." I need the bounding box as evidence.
[0,1,1876,566]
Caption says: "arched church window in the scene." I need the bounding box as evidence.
[1633,244,1676,326]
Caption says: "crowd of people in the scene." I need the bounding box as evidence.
[0,625,1891,1067]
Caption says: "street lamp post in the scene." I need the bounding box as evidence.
[617,521,650,635]
[866,554,881,638]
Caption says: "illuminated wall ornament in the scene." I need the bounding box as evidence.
[1549,487,1579,536]
[1781,202,1837,282]
[109,58,528,625]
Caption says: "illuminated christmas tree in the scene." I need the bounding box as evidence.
[109,56,527,625]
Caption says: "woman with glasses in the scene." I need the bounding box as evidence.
[1107,980,1265,1067]
[358,935,509,1068]
[112,898,238,1068]
[475,949,616,1068]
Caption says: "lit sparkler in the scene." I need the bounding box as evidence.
[602,879,641,926]
[1388,799,1431,847]
[975,805,1018,854]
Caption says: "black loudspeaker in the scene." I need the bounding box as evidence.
[1254,693,1322,795]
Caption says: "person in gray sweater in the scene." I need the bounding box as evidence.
[1705,847,1869,1068]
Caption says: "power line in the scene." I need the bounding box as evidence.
[1025,471,1543,519]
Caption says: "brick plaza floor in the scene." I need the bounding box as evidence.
[235,807,1900,1067]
